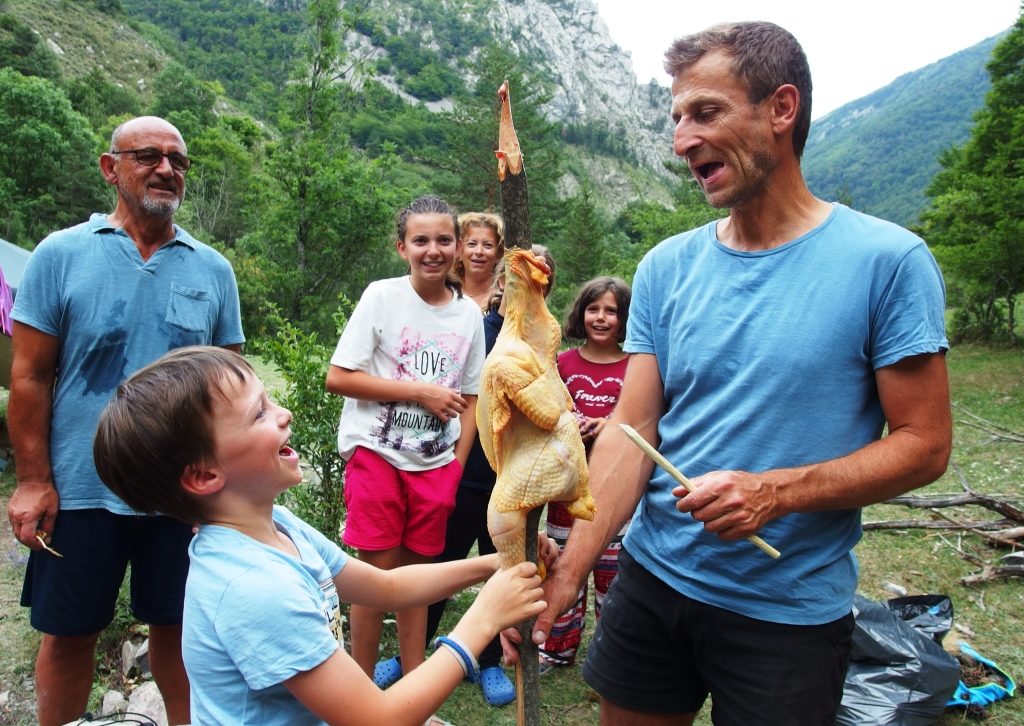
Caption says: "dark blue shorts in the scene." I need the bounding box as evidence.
[583,547,854,725]
[21,509,193,636]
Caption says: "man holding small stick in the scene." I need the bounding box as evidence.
[7,116,244,726]
[507,21,952,725]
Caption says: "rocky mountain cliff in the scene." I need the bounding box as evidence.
[451,0,1002,223]
[6,0,1006,225]
[484,0,673,171]
[349,0,674,174]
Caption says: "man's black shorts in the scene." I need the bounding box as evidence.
[583,546,854,725]
[22,509,192,635]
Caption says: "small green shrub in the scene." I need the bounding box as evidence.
[255,300,352,538]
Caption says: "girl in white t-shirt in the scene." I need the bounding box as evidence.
[326,195,487,696]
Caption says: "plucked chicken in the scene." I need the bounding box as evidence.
[479,248,596,569]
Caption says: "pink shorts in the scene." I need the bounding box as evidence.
[342,446,462,557]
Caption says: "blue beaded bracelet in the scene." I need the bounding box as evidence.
[434,634,480,684]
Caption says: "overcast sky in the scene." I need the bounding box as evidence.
[592,0,1020,119]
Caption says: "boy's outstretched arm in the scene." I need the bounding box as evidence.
[337,552,499,612]
[337,536,558,613]
[288,563,545,725]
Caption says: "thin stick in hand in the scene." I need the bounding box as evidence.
[35,530,63,558]
[618,424,781,559]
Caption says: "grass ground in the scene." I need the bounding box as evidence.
[0,342,1021,725]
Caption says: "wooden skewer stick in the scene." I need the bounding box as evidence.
[618,424,781,559]
[35,530,63,558]
[495,79,541,726]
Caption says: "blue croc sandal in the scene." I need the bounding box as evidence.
[480,666,516,706]
[373,656,403,688]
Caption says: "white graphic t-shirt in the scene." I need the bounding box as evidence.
[332,276,486,471]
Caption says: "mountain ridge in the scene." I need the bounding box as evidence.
[803,33,1004,226]
[3,0,1009,227]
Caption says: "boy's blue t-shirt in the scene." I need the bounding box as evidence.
[184,506,348,725]
[10,214,244,513]
[623,204,948,625]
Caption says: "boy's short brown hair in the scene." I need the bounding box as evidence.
[93,346,253,523]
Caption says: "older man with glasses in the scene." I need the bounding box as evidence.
[6,116,245,726]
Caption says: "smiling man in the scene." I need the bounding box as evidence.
[523,22,953,726]
[6,116,244,726]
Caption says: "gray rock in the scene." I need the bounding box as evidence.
[120,637,152,678]
[136,637,152,679]
[120,639,138,677]
[126,680,168,726]
[488,0,673,172]
[881,581,907,597]
[101,689,127,716]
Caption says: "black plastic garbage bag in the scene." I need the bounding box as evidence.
[835,595,961,726]
[886,595,954,644]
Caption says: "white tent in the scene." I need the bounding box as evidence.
[0,238,33,389]
[0,238,32,295]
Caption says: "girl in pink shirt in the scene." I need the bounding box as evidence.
[541,276,632,670]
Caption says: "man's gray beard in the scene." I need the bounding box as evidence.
[140,194,181,219]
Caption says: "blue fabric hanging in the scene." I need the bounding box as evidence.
[946,642,1016,709]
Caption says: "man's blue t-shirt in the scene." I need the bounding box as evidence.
[11,214,245,513]
[185,506,348,726]
[623,204,948,625]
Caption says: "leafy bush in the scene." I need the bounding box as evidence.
[404,61,461,101]
[122,0,306,103]
[0,13,61,80]
[0,68,109,246]
[92,0,123,13]
[65,68,142,128]
[255,301,352,538]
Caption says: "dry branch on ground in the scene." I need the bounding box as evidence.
[864,453,1023,584]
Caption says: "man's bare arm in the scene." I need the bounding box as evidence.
[7,322,60,548]
[677,352,952,540]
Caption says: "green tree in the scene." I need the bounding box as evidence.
[615,160,722,257]
[0,68,108,246]
[426,44,565,241]
[547,183,609,317]
[237,0,404,338]
[0,13,61,80]
[257,303,350,538]
[175,119,261,249]
[65,67,141,128]
[148,62,220,138]
[919,9,1024,343]
[405,61,460,101]
[120,0,307,104]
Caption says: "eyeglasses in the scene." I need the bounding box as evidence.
[110,148,193,173]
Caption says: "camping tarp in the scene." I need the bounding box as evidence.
[0,238,33,388]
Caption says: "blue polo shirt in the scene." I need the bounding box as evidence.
[12,213,244,514]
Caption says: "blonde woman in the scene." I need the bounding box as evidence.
[452,212,504,310]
